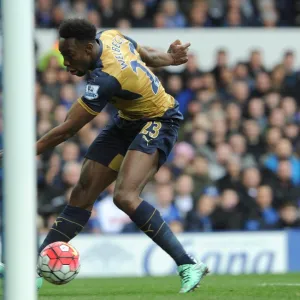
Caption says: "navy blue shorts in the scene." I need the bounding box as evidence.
[85,116,180,172]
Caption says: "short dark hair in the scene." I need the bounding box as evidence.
[284,50,294,57]
[59,18,96,41]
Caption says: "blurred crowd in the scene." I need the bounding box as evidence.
[28,42,300,234]
[0,1,300,234]
[33,0,300,29]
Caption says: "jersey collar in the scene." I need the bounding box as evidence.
[91,34,103,70]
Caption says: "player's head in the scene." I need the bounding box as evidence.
[59,18,97,77]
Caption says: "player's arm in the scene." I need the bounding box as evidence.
[36,101,95,155]
[36,74,119,155]
[138,40,191,68]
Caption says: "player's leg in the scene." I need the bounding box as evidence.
[114,149,195,262]
[39,121,125,254]
[38,159,117,253]
[114,119,208,293]
[114,149,208,293]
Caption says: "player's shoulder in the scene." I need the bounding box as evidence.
[97,29,122,37]
[99,30,139,51]
[96,30,132,79]
[85,69,121,100]
[96,29,127,51]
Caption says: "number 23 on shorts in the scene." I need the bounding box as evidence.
[141,121,162,138]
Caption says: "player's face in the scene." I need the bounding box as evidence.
[59,38,93,77]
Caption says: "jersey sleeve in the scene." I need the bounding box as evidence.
[78,74,121,115]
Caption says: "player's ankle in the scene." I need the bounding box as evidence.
[175,254,196,266]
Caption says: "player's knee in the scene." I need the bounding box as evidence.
[69,180,93,210]
[113,188,137,213]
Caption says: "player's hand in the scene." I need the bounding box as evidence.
[167,40,191,66]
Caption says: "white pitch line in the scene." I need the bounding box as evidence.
[258,283,300,287]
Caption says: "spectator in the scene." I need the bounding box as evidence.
[233,62,251,84]
[261,8,278,27]
[37,94,55,122]
[61,142,81,163]
[191,129,213,160]
[175,174,194,217]
[265,92,281,113]
[243,120,265,162]
[48,188,73,216]
[185,195,217,232]
[87,10,102,28]
[39,161,81,212]
[211,49,228,83]
[283,51,297,89]
[188,1,211,27]
[271,64,286,93]
[251,72,271,97]
[238,167,261,214]
[66,0,88,19]
[154,183,182,225]
[224,8,244,27]
[268,108,286,128]
[153,12,167,27]
[189,156,213,202]
[283,123,299,148]
[24,8,300,233]
[267,160,300,209]
[228,134,256,169]
[278,203,300,229]
[171,142,195,177]
[60,161,82,190]
[245,185,279,230]
[180,53,203,84]
[247,98,267,130]
[116,18,132,29]
[210,118,227,147]
[247,50,266,79]
[78,125,99,155]
[97,0,119,27]
[226,102,242,134]
[60,84,77,110]
[208,143,232,180]
[52,6,65,29]
[264,127,282,155]
[36,0,54,28]
[160,0,186,28]
[213,189,244,231]
[166,75,183,98]
[33,0,291,29]
[281,97,298,123]
[142,165,173,205]
[42,70,61,101]
[93,183,131,233]
[130,0,152,27]
[229,80,249,107]
[53,105,68,126]
[216,155,242,193]
[218,67,234,97]
[37,120,52,139]
[264,139,300,185]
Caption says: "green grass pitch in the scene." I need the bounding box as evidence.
[1,274,300,299]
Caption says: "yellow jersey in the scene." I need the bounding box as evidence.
[78,29,183,121]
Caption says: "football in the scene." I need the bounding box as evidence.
[38,241,80,285]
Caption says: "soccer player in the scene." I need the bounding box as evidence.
[0,19,208,293]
